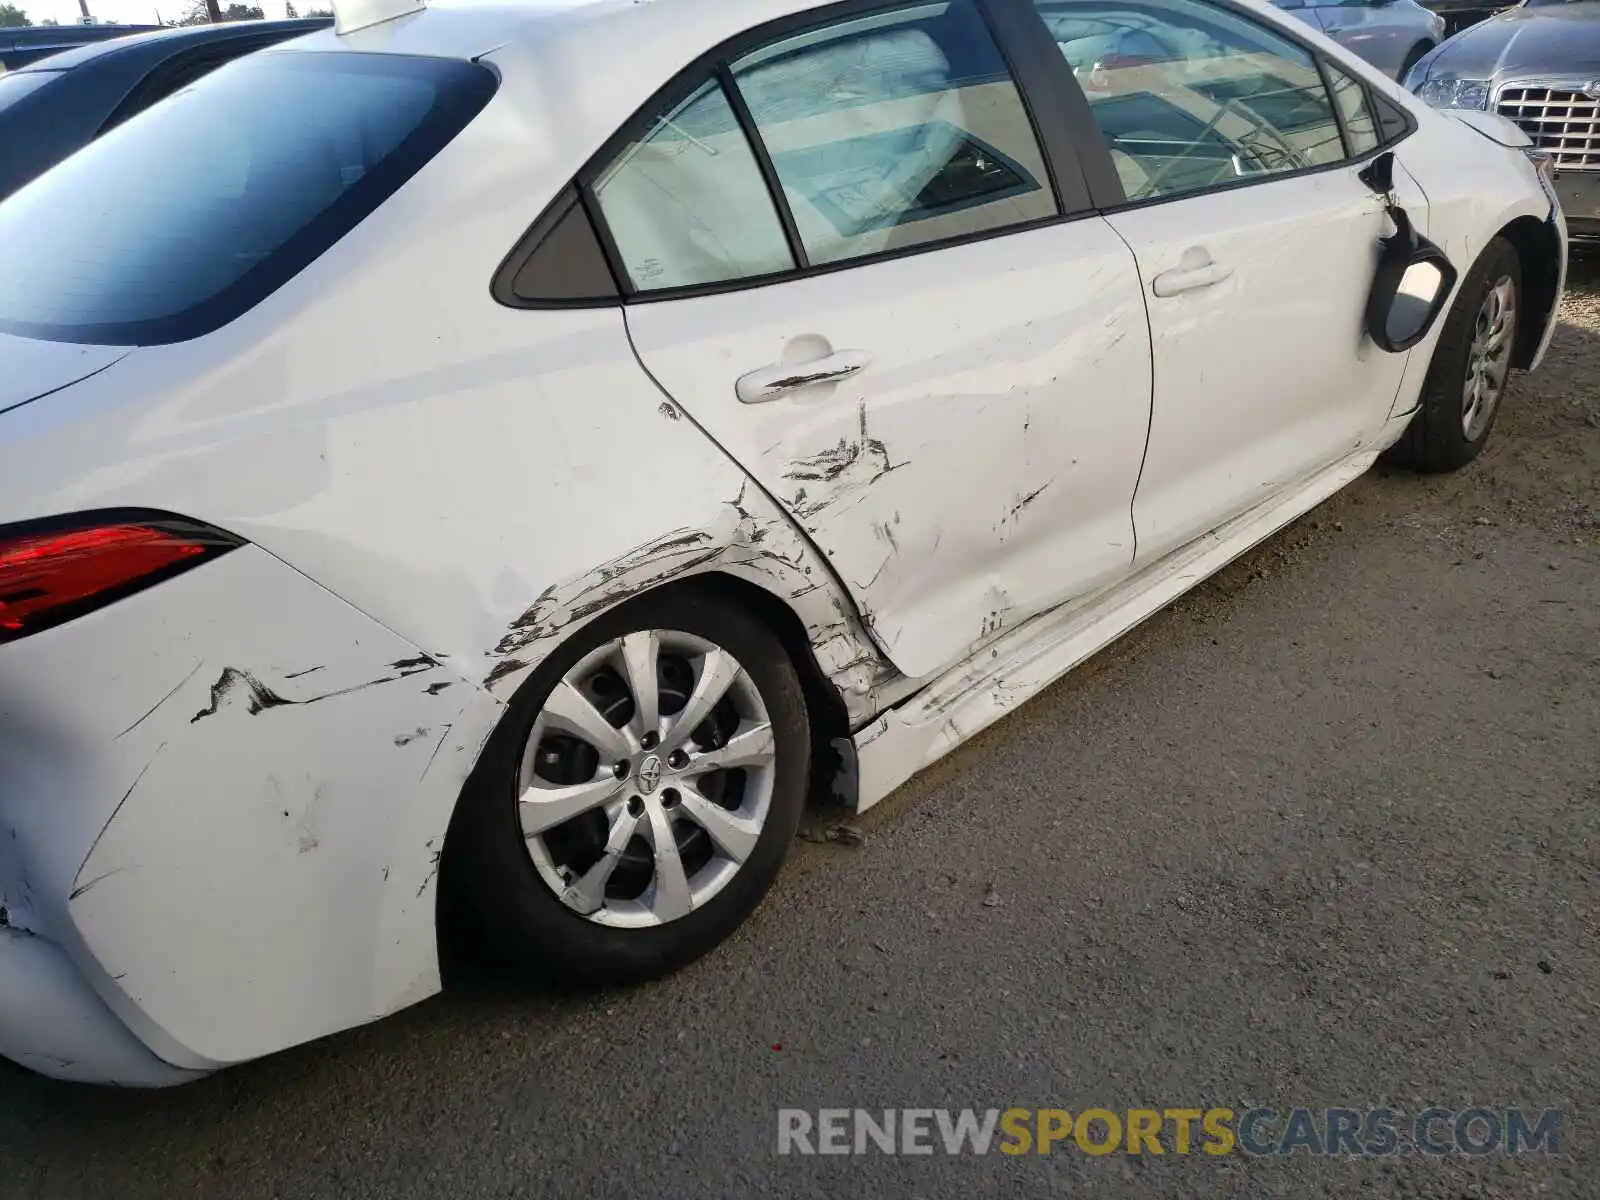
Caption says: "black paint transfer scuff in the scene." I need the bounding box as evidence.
[190,661,443,724]
[190,668,292,722]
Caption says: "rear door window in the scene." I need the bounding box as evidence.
[730,2,1057,266]
[587,0,1058,293]
[0,51,496,345]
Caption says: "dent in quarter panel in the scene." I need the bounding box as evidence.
[481,479,899,726]
[0,546,493,1068]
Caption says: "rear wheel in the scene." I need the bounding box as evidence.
[1384,236,1520,473]
[446,587,810,985]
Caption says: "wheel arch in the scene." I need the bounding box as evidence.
[1499,214,1563,369]
[449,568,861,846]
[684,572,857,800]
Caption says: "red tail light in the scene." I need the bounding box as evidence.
[0,511,243,644]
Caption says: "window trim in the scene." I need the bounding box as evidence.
[1011,0,1418,214]
[492,0,1100,309]
[490,184,624,308]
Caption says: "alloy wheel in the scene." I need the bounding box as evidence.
[516,630,777,928]
[1463,275,1516,442]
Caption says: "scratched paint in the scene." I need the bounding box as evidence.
[624,218,1156,680]
[479,480,896,727]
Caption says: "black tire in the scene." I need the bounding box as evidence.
[1399,41,1431,81]
[1383,235,1521,474]
[444,585,810,986]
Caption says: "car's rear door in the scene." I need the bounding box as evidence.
[1020,0,1427,564]
[587,0,1155,680]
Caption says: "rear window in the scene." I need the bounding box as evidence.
[0,51,496,345]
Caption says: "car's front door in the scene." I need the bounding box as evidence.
[596,0,1154,680]
[1025,0,1428,563]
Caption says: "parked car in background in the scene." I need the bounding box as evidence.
[1418,0,1514,38]
[0,19,332,203]
[1271,0,1445,77]
[0,24,162,73]
[0,0,1564,1088]
[1405,0,1600,238]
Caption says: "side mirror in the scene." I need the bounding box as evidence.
[1365,203,1458,353]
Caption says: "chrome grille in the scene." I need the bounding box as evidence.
[1497,84,1600,170]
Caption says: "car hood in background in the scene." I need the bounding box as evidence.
[1425,3,1600,80]
[1447,108,1535,143]
[0,333,131,416]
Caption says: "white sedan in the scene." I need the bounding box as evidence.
[0,0,1565,1085]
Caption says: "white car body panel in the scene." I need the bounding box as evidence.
[1106,161,1428,564]
[626,220,1152,680]
[856,446,1381,809]
[0,543,503,1071]
[0,330,131,413]
[0,0,1566,1084]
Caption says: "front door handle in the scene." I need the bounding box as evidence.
[735,349,873,404]
[1151,249,1233,298]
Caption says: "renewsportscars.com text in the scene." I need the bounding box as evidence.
[776,1107,1563,1157]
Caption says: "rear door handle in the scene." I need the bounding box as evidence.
[1151,256,1233,298]
[735,349,873,404]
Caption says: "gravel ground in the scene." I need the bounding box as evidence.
[0,264,1596,1199]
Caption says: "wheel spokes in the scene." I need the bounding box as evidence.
[679,784,762,864]
[521,629,778,928]
[543,678,635,761]
[618,630,662,747]
[682,720,775,776]
[520,774,626,836]
[559,806,642,914]
[643,801,693,922]
[661,648,741,753]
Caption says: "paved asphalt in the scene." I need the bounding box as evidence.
[2,270,1597,1200]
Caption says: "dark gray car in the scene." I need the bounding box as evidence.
[1405,0,1600,235]
[0,19,331,203]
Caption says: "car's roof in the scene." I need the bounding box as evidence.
[15,18,332,73]
[278,0,835,64]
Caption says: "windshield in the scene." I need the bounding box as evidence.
[0,51,495,346]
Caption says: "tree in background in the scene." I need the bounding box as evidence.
[284,0,296,14]
[178,0,261,20]
[0,3,30,27]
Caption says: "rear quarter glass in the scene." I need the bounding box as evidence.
[0,52,497,347]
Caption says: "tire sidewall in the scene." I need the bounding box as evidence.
[1401,236,1522,472]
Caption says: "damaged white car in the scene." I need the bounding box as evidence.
[0,0,1566,1085]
